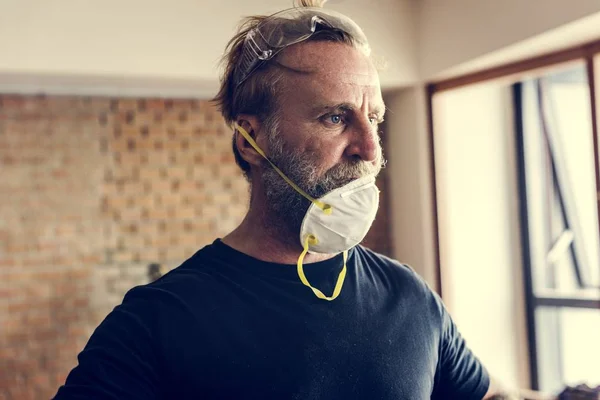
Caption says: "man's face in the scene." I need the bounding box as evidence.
[259,40,386,233]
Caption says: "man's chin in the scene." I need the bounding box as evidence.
[318,174,376,193]
[338,177,358,187]
[311,179,352,199]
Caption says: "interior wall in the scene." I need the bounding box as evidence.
[0,95,250,399]
[432,82,529,388]
[370,0,600,293]
[418,0,600,79]
[383,87,437,288]
[0,0,418,95]
[4,0,599,92]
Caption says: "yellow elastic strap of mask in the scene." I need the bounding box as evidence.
[234,123,332,215]
[297,234,348,301]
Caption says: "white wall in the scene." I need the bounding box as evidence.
[384,87,437,288]
[0,0,418,96]
[432,82,529,388]
[382,0,600,292]
[419,0,600,79]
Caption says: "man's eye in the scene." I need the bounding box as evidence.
[369,116,383,125]
[329,114,343,124]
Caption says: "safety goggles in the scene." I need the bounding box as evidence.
[233,7,370,86]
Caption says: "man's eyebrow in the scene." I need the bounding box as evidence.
[312,102,386,116]
[313,102,355,113]
[373,104,386,117]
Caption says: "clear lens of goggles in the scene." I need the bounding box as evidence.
[234,7,370,86]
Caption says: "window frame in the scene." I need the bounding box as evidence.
[427,44,600,390]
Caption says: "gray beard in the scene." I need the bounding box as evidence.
[260,129,384,238]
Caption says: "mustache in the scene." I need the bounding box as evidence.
[310,155,386,197]
[323,155,386,184]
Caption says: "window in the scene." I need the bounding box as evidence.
[514,63,600,392]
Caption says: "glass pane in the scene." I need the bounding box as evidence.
[536,306,600,392]
[521,63,600,295]
[535,307,564,393]
[545,68,600,290]
[561,308,600,385]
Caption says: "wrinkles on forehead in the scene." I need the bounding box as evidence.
[277,41,376,79]
[274,41,383,116]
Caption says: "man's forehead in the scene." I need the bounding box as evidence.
[277,41,382,100]
[310,70,380,88]
[278,41,379,82]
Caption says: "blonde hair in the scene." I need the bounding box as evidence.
[212,0,364,179]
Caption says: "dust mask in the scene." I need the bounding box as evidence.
[235,124,380,301]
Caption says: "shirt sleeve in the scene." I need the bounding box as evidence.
[53,287,164,399]
[431,299,490,400]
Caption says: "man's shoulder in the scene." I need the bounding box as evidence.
[354,245,427,283]
[122,245,221,308]
[353,245,442,306]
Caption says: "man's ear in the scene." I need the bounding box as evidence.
[234,115,265,168]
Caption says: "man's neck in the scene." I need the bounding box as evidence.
[222,206,335,265]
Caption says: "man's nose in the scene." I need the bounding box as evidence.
[344,117,379,164]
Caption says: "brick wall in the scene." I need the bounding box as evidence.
[99,98,249,312]
[0,94,392,399]
[0,96,109,399]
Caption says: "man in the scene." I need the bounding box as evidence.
[55,1,509,398]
